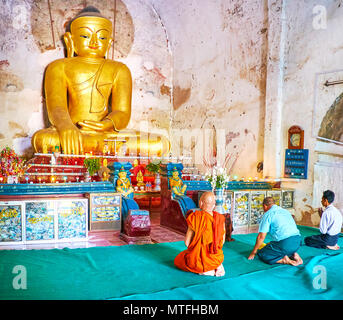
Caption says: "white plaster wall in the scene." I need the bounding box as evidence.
[280,0,343,225]
[122,0,172,138]
[152,0,267,177]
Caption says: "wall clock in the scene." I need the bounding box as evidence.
[288,126,304,149]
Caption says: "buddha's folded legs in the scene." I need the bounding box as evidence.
[32,127,170,156]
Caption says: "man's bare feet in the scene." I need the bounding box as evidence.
[327,244,340,250]
[215,264,225,277]
[291,252,303,265]
[199,269,216,276]
[277,255,301,266]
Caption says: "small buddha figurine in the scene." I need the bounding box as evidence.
[136,170,145,188]
[32,6,169,156]
[103,143,110,155]
[116,166,134,198]
[169,167,187,197]
[98,158,111,181]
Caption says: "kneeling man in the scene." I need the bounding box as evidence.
[304,190,342,250]
[248,197,303,266]
[174,192,226,276]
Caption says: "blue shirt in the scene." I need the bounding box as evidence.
[259,205,300,242]
[319,204,343,236]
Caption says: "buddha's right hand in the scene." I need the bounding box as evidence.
[58,125,83,155]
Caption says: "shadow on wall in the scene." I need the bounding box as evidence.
[298,205,321,227]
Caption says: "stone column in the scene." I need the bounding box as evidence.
[263,0,287,179]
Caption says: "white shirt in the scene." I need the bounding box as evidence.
[319,204,343,236]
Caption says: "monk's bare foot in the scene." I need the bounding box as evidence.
[291,252,303,265]
[215,264,225,277]
[199,269,215,276]
[327,244,340,250]
[277,255,300,266]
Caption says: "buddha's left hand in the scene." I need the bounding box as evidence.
[78,119,113,132]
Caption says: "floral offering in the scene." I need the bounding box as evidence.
[0,147,27,179]
[205,166,230,190]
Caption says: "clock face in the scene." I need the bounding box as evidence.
[290,133,301,147]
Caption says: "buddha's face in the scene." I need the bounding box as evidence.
[70,16,113,58]
[118,171,127,179]
[172,171,179,179]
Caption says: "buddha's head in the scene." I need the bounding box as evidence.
[64,6,113,59]
[118,167,127,179]
[172,168,180,179]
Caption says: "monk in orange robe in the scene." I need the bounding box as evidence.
[174,191,226,277]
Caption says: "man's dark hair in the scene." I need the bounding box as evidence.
[323,190,335,204]
[263,196,275,207]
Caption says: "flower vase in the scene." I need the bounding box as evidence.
[6,175,18,184]
[154,173,161,191]
[214,188,226,214]
[85,171,91,182]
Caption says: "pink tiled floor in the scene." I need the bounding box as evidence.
[0,206,186,250]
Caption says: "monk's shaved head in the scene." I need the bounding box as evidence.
[199,191,216,213]
[200,191,215,203]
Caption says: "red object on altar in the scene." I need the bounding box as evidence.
[120,209,152,244]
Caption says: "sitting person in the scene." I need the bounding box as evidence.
[174,192,226,277]
[248,197,303,266]
[304,190,342,250]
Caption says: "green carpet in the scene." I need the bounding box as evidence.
[0,226,342,300]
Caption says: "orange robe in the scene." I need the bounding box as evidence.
[174,210,226,274]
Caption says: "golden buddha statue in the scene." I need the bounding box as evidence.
[116,166,134,198]
[136,170,145,188]
[98,158,111,181]
[169,167,187,197]
[32,6,169,156]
